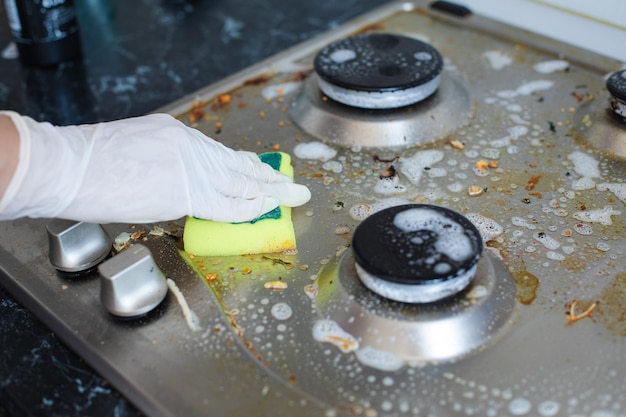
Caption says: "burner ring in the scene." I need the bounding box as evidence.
[289,71,472,148]
[314,244,516,362]
[352,204,483,303]
[314,33,443,109]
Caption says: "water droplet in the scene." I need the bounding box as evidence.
[382,376,394,386]
[533,232,560,250]
[509,397,532,415]
[312,320,359,353]
[355,346,405,371]
[330,49,356,63]
[537,400,560,417]
[271,302,293,320]
[414,51,432,61]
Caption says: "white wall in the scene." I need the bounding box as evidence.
[458,0,626,62]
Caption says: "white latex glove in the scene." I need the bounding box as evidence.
[0,111,311,224]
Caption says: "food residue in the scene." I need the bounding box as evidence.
[167,278,201,332]
[565,299,598,325]
[264,281,288,290]
[312,320,359,353]
[468,185,484,196]
[204,273,218,282]
[525,175,540,191]
[513,269,539,305]
[449,139,464,150]
[217,94,231,106]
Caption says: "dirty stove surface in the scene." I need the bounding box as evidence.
[2,2,626,417]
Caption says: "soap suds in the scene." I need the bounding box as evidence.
[483,50,513,70]
[465,213,503,242]
[393,207,473,262]
[533,60,569,74]
[398,150,444,184]
[294,142,337,162]
[355,346,405,371]
[312,319,359,353]
[496,80,554,99]
[573,206,621,225]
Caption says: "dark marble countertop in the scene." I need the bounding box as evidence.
[0,1,390,415]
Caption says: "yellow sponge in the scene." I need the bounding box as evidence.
[183,152,297,256]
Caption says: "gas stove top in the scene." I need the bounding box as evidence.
[2,2,626,416]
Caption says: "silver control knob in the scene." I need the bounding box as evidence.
[98,244,168,317]
[46,219,112,272]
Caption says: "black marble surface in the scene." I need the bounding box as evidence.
[0,1,391,415]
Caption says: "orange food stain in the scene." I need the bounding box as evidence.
[325,335,357,352]
[475,159,488,170]
[526,175,541,190]
[204,273,218,282]
[217,94,231,105]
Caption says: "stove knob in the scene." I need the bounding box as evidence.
[607,69,626,119]
[351,204,482,303]
[98,244,168,318]
[46,219,112,272]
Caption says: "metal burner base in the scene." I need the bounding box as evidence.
[315,249,517,362]
[573,97,626,158]
[289,72,472,148]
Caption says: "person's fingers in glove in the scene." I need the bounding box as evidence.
[181,124,311,222]
[191,173,311,222]
[234,150,293,184]
[184,129,287,185]
[0,111,311,224]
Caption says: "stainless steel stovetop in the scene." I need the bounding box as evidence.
[2,2,626,416]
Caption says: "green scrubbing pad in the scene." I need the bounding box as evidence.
[183,152,297,256]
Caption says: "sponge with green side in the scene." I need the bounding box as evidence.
[183,152,297,256]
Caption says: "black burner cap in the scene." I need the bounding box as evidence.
[607,69,626,101]
[313,33,443,93]
[352,204,482,285]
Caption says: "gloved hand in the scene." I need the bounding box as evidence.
[0,111,311,224]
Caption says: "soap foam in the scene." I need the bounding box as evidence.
[393,207,473,262]
[355,346,405,372]
[294,141,337,162]
[374,176,406,195]
[533,60,569,74]
[568,151,600,178]
[465,213,503,242]
[573,206,620,225]
[496,80,554,99]
[349,197,411,221]
[533,232,560,250]
[483,50,513,71]
[312,319,359,353]
[597,183,626,204]
[398,150,444,184]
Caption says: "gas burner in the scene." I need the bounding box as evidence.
[572,69,626,158]
[313,33,443,109]
[290,33,471,148]
[352,204,482,303]
[607,69,626,119]
[315,205,516,361]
